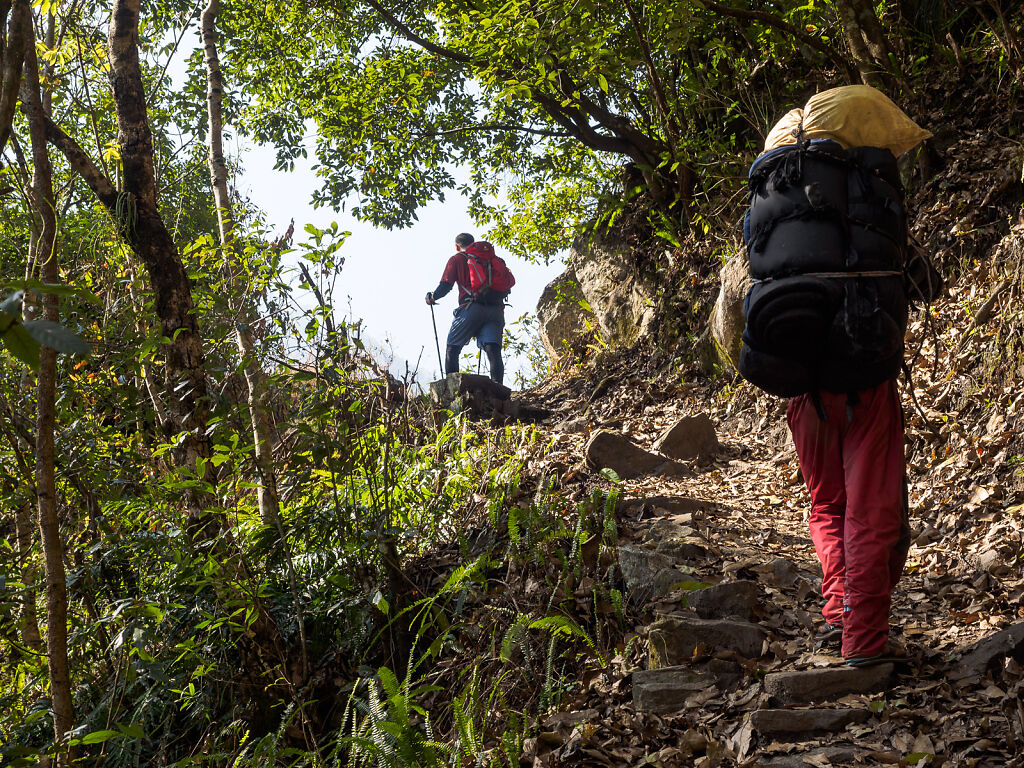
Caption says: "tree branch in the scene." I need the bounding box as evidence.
[358,0,471,63]
[43,115,119,211]
[413,122,571,140]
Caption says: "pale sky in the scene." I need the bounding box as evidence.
[236,142,566,387]
[166,31,566,390]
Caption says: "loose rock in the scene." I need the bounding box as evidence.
[652,414,722,461]
[585,430,683,479]
[617,544,676,597]
[949,620,1024,679]
[655,538,709,563]
[684,580,762,621]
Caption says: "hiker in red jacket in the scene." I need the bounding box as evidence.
[425,233,509,385]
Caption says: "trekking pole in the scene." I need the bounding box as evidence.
[477,349,482,375]
[429,303,444,376]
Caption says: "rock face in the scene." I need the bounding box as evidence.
[652,415,721,461]
[535,268,597,361]
[585,430,681,479]
[648,616,767,666]
[763,664,894,705]
[535,227,658,361]
[710,252,751,370]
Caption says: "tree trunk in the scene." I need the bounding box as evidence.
[201,0,281,528]
[833,0,900,89]
[21,22,74,762]
[44,0,218,536]
[0,0,30,152]
[14,498,42,655]
[109,1,217,534]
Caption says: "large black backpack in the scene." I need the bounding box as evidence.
[739,139,908,397]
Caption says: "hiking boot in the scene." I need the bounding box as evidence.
[845,639,908,667]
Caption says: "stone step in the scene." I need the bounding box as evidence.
[763,664,894,706]
[757,746,862,768]
[632,666,715,714]
[683,580,762,622]
[648,616,768,666]
[750,707,871,736]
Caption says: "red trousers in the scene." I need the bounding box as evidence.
[787,380,910,659]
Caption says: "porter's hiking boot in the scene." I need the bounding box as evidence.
[845,639,908,667]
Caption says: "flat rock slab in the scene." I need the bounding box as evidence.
[632,666,717,714]
[758,747,862,768]
[685,580,762,622]
[430,372,511,403]
[652,414,721,461]
[750,708,871,735]
[655,538,708,563]
[586,430,683,479]
[648,616,767,667]
[644,516,696,543]
[621,495,713,518]
[949,620,1024,680]
[764,664,894,706]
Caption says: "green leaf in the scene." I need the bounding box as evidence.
[599,467,621,483]
[22,320,91,356]
[597,73,609,92]
[9,280,102,305]
[868,699,886,714]
[79,730,120,745]
[2,325,40,370]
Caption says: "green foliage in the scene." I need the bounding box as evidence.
[0,291,90,370]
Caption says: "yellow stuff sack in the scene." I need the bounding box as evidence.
[764,85,931,157]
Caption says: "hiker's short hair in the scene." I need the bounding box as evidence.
[455,233,475,248]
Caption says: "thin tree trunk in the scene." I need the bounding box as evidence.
[833,0,900,89]
[22,22,74,762]
[0,0,30,152]
[14,498,43,655]
[201,0,281,528]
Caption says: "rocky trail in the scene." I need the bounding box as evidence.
[506,356,1024,767]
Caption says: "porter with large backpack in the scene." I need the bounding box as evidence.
[739,138,910,397]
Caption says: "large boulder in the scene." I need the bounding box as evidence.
[535,227,659,362]
[710,252,751,370]
[585,430,683,479]
[573,228,658,347]
[535,268,597,361]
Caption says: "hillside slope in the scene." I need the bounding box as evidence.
[493,65,1024,767]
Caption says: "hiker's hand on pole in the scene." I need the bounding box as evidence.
[425,292,434,305]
